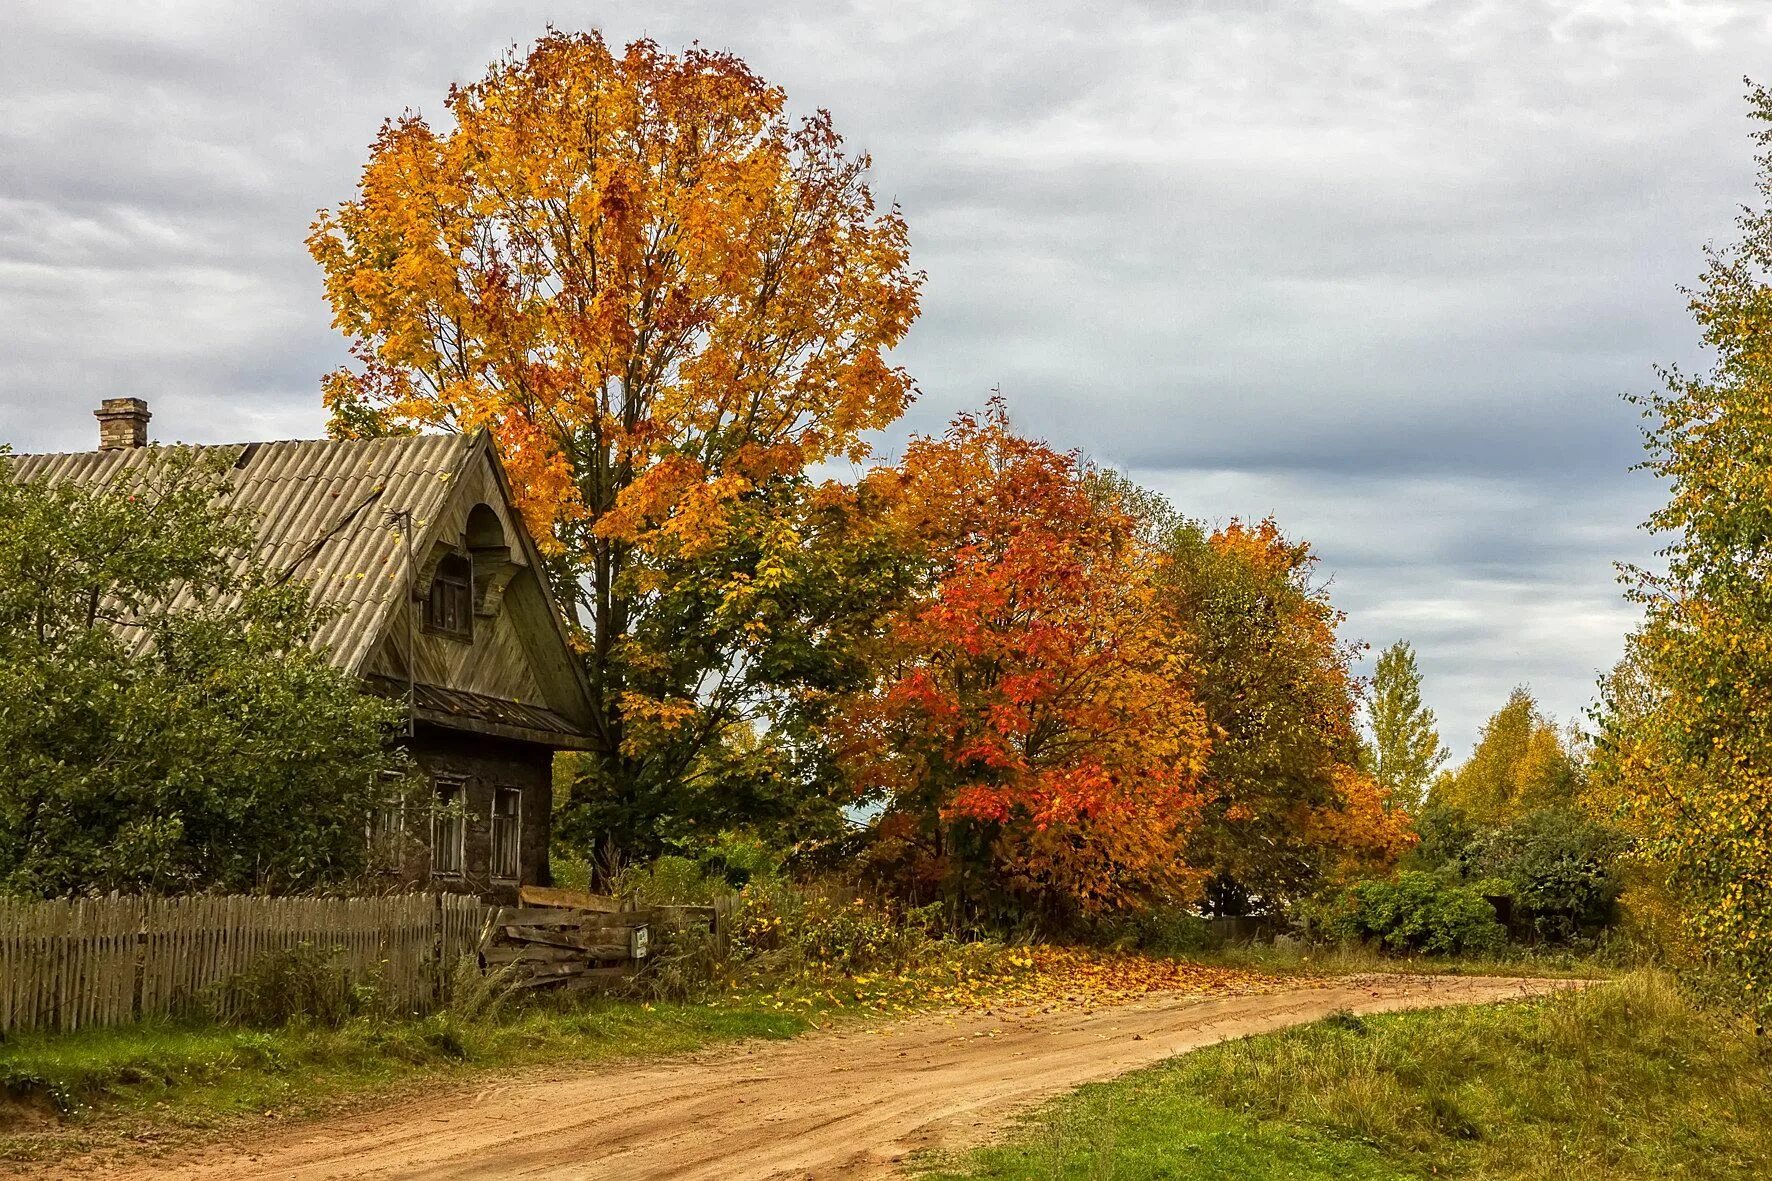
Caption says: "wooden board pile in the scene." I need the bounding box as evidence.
[477,885,725,991]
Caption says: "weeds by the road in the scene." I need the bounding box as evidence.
[729,943,1296,1022]
[1196,937,1609,980]
[923,969,1772,1181]
[677,879,1302,1017]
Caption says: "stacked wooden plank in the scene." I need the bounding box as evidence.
[481,905,647,990]
[481,887,731,990]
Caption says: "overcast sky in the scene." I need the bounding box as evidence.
[2,0,1765,755]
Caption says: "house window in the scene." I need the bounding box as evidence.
[368,772,408,872]
[431,777,466,877]
[425,553,473,639]
[490,788,522,881]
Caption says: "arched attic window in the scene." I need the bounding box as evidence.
[466,503,505,552]
[463,503,518,618]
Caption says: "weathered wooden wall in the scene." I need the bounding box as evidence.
[404,730,555,902]
[0,893,490,1035]
[360,450,584,723]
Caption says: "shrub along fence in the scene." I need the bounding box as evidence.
[0,892,490,1035]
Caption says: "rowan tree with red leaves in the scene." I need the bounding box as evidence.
[840,404,1212,922]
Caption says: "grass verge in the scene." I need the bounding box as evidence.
[921,969,1771,1181]
[0,940,1101,1165]
[1194,938,1613,980]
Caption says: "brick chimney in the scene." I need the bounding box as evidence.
[95,398,152,450]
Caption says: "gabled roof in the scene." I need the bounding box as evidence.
[5,433,581,693]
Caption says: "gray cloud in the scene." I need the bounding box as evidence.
[2,0,1764,750]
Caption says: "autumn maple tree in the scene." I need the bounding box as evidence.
[309,32,922,857]
[839,405,1212,922]
[1143,507,1413,913]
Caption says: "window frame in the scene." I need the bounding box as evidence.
[489,786,522,883]
[430,775,467,878]
[424,552,474,641]
[367,771,408,873]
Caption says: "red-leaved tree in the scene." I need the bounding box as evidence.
[839,404,1211,922]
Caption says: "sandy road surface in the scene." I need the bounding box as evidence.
[60,974,1573,1181]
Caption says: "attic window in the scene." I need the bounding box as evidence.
[425,553,473,639]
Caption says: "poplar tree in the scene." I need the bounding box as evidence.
[1367,641,1447,813]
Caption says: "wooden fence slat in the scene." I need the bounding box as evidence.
[0,892,498,1036]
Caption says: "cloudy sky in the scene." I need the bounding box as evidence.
[2,0,1766,754]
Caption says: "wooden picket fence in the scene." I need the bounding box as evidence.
[0,893,491,1035]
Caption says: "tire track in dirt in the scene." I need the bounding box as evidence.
[44,974,1579,1181]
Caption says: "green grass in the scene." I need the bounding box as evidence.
[922,1081,1411,1180]
[1192,937,1615,980]
[0,996,812,1163]
[923,970,1772,1181]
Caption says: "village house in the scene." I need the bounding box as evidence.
[8,399,595,903]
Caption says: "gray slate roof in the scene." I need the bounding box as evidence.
[7,434,475,675]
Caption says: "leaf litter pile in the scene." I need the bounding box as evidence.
[732,946,1313,1020]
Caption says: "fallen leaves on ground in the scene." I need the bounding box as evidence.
[736,945,1319,1020]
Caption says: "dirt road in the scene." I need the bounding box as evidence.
[67,974,1573,1181]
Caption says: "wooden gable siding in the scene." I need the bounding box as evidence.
[499,574,593,728]
[367,596,548,705]
[364,443,589,728]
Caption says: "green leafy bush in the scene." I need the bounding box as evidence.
[0,449,404,897]
[617,855,723,905]
[693,830,784,888]
[614,833,789,906]
[1407,803,1483,873]
[1469,808,1624,944]
[1312,871,1506,956]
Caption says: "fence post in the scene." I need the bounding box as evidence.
[433,890,446,1010]
[712,893,735,961]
